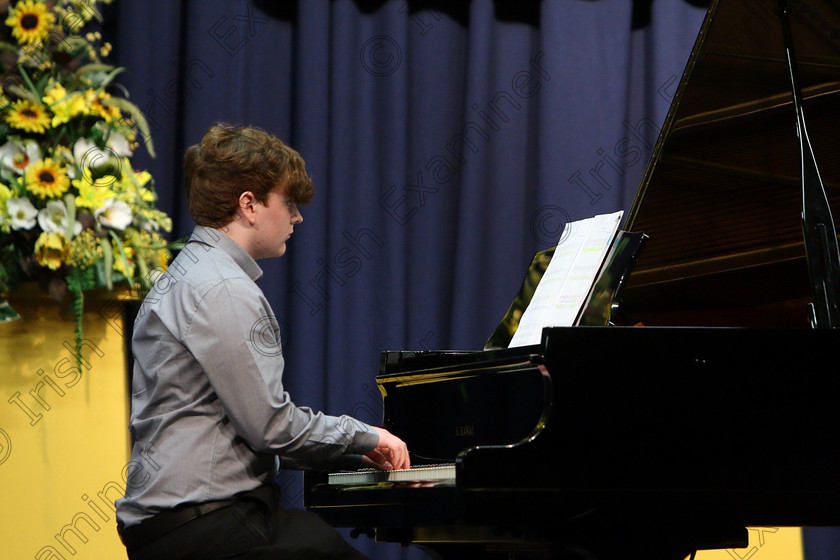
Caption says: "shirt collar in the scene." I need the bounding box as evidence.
[189,225,264,282]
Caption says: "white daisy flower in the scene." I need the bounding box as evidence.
[7,197,38,230]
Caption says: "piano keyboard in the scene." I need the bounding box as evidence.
[327,463,456,485]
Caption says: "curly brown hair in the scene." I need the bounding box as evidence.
[183,123,314,228]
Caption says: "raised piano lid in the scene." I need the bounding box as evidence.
[620,0,840,327]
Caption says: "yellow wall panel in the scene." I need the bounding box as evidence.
[0,291,131,560]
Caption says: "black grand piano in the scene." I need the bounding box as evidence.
[304,1,840,558]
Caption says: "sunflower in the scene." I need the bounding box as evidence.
[25,158,70,198]
[6,99,51,134]
[5,0,55,46]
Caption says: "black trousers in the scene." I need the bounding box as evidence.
[119,485,370,560]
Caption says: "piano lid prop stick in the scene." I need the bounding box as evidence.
[776,1,840,329]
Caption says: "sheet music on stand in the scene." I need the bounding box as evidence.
[508,211,623,348]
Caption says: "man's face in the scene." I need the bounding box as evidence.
[252,188,302,259]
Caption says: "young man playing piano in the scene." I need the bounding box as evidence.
[115,123,410,559]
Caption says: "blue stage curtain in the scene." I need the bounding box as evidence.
[107,2,840,559]
[805,529,840,560]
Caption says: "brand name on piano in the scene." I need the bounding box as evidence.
[455,425,475,437]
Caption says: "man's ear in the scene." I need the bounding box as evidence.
[237,191,258,225]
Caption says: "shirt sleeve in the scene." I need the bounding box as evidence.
[182,277,379,465]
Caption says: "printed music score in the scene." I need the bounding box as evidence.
[508,211,623,347]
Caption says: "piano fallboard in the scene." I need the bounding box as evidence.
[376,346,549,464]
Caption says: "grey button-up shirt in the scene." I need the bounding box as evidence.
[115,226,378,528]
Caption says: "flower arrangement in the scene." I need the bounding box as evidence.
[0,0,172,349]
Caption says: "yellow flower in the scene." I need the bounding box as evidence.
[0,182,10,209]
[147,231,171,269]
[111,163,154,200]
[5,0,55,46]
[83,89,122,122]
[112,240,135,278]
[135,206,172,233]
[0,183,11,232]
[138,187,155,202]
[155,248,169,269]
[25,158,70,198]
[34,231,69,270]
[64,1,100,27]
[67,229,103,269]
[133,167,152,188]
[73,175,115,210]
[42,82,67,104]
[6,99,51,134]
[43,82,86,126]
[138,230,168,258]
